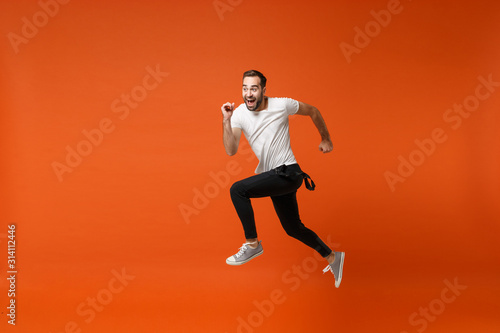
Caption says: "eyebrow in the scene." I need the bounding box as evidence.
[242,84,259,88]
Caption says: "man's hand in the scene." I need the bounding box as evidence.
[319,139,333,153]
[221,102,235,120]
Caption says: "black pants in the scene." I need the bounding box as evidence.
[229,164,332,258]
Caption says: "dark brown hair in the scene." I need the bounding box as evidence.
[242,70,267,88]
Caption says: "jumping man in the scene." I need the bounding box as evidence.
[221,70,345,287]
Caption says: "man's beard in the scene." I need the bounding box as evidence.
[246,96,262,111]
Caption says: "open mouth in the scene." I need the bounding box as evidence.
[246,99,256,107]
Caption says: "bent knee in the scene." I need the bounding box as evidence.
[230,181,246,197]
[283,227,302,239]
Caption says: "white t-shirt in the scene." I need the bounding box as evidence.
[231,97,299,174]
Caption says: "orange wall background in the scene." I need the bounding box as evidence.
[1,0,499,332]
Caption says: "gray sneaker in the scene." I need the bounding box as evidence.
[226,241,264,266]
[323,251,345,288]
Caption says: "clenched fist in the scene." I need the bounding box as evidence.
[221,102,235,120]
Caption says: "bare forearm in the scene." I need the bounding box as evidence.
[223,119,238,155]
[311,108,331,141]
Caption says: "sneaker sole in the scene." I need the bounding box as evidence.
[226,249,264,266]
[335,252,345,288]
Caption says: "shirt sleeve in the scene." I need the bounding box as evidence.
[284,98,299,115]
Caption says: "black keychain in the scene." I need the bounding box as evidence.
[274,164,316,191]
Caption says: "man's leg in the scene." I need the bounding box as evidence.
[226,170,302,265]
[271,191,332,258]
[229,168,345,286]
[230,170,303,243]
[271,191,345,287]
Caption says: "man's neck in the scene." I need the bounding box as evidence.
[255,96,268,112]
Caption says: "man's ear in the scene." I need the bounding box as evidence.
[263,87,266,95]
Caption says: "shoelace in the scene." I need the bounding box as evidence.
[235,243,251,258]
[323,264,333,274]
